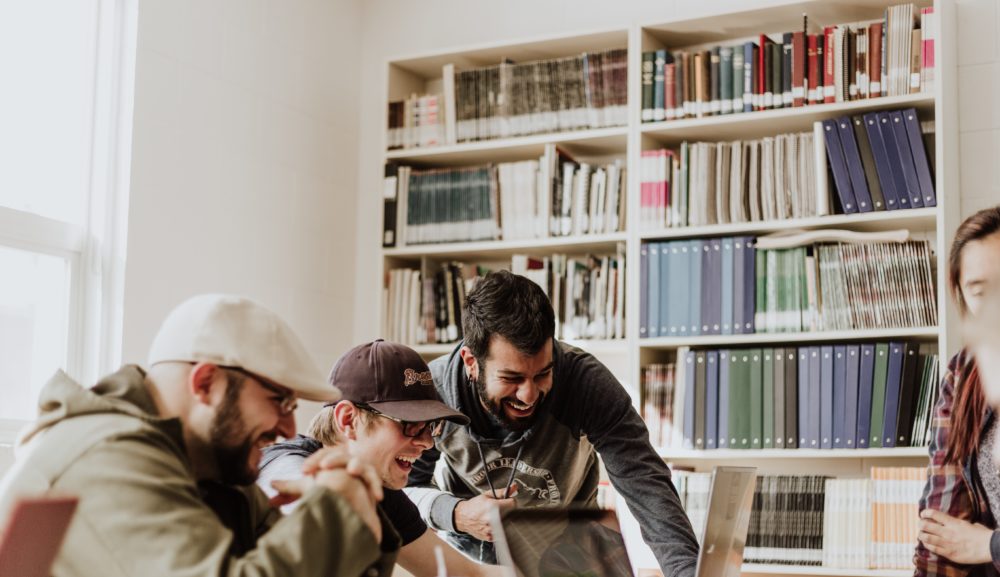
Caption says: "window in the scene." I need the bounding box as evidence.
[0,0,137,436]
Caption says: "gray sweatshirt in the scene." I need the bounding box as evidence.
[404,341,699,577]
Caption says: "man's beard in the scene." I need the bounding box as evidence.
[209,380,258,486]
[472,369,544,433]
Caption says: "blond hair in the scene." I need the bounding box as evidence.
[307,402,372,446]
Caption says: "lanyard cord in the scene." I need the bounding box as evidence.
[475,442,525,499]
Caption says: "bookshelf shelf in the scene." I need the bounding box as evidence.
[384,232,628,259]
[659,447,926,460]
[376,2,958,575]
[741,564,910,577]
[639,207,938,241]
[385,126,628,165]
[640,327,940,349]
[413,339,627,358]
[640,93,934,146]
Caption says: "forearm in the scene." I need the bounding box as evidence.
[404,486,463,533]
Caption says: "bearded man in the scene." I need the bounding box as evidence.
[0,294,396,577]
[403,271,700,577]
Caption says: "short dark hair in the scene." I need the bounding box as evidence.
[462,270,555,359]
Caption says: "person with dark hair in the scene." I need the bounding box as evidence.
[405,270,700,577]
[914,206,1000,576]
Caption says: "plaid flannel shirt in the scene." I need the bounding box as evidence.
[914,349,998,577]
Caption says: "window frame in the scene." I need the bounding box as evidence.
[0,0,137,444]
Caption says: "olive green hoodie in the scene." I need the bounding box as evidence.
[0,366,398,577]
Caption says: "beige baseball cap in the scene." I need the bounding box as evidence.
[148,294,338,402]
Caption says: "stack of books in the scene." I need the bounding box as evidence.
[639,237,937,338]
[670,468,925,570]
[639,130,822,230]
[641,4,935,121]
[387,48,628,150]
[642,342,939,451]
[822,108,936,214]
[383,148,627,247]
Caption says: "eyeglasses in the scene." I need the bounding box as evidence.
[221,365,298,416]
[357,404,445,438]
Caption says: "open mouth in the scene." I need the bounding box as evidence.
[503,398,536,418]
[395,455,418,471]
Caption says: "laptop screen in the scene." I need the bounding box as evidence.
[493,508,633,577]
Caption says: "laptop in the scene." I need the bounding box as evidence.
[491,466,756,577]
[0,496,78,577]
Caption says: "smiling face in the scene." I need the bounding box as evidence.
[464,335,554,432]
[337,403,434,490]
[210,369,296,485]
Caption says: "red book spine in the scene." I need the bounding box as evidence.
[664,63,677,120]
[807,33,819,104]
[823,26,836,103]
[792,31,806,107]
[869,23,883,98]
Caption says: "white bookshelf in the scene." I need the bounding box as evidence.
[376,1,959,575]
[742,565,910,577]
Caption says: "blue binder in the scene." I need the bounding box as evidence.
[718,350,730,448]
[877,111,912,209]
[832,346,848,448]
[889,111,924,208]
[822,118,859,213]
[648,243,660,338]
[856,344,876,448]
[881,341,906,448]
[706,350,719,449]
[902,108,936,207]
[835,116,874,212]
[820,345,834,449]
[658,241,671,338]
[862,112,903,210]
[844,345,861,449]
[689,240,703,336]
[639,243,649,338]
[721,237,735,335]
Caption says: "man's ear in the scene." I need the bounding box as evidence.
[459,346,479,381]
[189,363,222,406]
[332,401,358,440]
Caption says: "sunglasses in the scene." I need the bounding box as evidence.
[357,404,445,438]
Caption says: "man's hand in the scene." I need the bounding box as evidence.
[455,483,518,541]
[919,509,994,565]
[270,446,385,542]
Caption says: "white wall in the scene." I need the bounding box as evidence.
[121,0,363,425]
[352,0,1000,342]
[956,0,1000,215]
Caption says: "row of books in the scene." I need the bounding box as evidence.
[638,131,822,230]
[822,472,926,570]
[382,263,475,346]
[384,250,627,345]
[641,4,935,122]
[638,237,937,338]
[822,109,937,215]
[675,468,923,570]
[512,248,627,341]
[641,341,939,450]
[387,49,628,150]
[382,152,627,247]
[386,93,445,150]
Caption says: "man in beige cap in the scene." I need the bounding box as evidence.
[0,294,399,577]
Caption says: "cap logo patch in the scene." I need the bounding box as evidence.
[403,368,433,387]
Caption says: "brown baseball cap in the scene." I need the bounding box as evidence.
[329,339,469,425]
